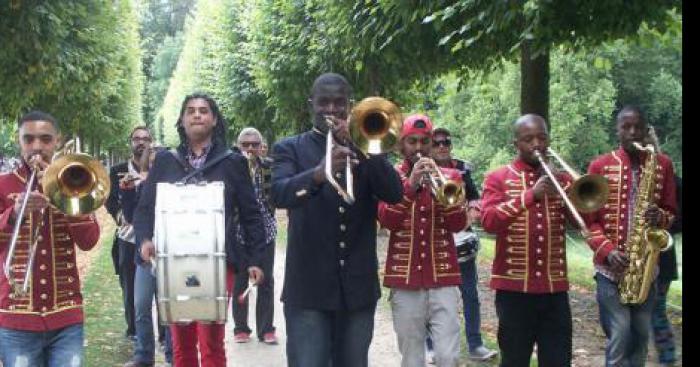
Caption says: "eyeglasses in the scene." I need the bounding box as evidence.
[131,137,152,143]
[240,142,261,148]
[433,139,452,147]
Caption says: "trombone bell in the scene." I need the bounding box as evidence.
[569,173,609,213]
[349,97,402,155]
[42,153,111,216]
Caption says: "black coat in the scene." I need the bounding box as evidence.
[106,161,131,275]
[271,130,403,311]
[133,141,266,270]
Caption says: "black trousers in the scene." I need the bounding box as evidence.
[232,242,276,339]
[495,290,572,367]
[117,238,137,336]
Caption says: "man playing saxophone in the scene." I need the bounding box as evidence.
[584,105,677,367]
[0,111,100,367]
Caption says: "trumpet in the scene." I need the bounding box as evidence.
[415,153,465,206]
[4,138,110,296]
[324,96,402,204]
[533,147,608,237]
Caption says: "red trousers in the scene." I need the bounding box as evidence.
[170,265,235,367]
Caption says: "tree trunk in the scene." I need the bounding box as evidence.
[520,41,550,130]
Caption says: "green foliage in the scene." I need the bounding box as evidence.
[0,0,143,157]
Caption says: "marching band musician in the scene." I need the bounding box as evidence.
[271,73,403,367]
[133,94,266,367]
[105,126,151,343]
[430,127,497,362]
[378,114,466,367]
[584,106,676,367]
[481,114,574,367]
[231,127,278,345]
[0,111,100,367]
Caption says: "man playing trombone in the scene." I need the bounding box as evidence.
[378,114,467,367]
[0,111,101,367]
[481,114,578,367]
[271,72,402,367]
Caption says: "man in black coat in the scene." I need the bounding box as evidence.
[271,73,403,367]
[131,93,265,367]
[105,126,152,341]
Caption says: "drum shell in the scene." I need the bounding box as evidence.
[154,182,228,323]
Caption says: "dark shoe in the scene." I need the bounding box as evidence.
[123,360,154,367]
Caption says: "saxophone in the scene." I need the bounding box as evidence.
[618,141,673,304]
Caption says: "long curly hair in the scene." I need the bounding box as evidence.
[175,93,228,148]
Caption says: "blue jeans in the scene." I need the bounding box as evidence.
[133,263,172,363]
[651,280,676,364]
[284,303,376,367]
[0,324,84,367]
[596,273,656,367]
[459,259,484,351]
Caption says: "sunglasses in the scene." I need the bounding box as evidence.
[406,136,432,145]
[433,139,452,147]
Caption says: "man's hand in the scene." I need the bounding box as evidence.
[140,239,156,263]
[248,266,264,285]
[312,145,358,184]
[644,204,662,228]
[13,191,50,220]
[532,175,558,201]
[408,157,433,193]
[606,250,630,273]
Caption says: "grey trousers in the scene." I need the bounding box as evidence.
[390,287,462,367]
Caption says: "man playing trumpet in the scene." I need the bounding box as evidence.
[481,114,574,366]
[378,114,466,367]
[0,111,100,367]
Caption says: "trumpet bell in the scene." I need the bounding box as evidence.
[568,174,609,213]
[42,153,111,216]
[349,97,402,155]
[436,181,465,206]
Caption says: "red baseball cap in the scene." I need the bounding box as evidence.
[401,114,434,139]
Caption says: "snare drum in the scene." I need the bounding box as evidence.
[154,181,228,323]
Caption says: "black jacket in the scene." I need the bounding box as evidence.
[106,161,133,274]
[133,141,266,269]
[272,130,403,311]
[659,175,681,282]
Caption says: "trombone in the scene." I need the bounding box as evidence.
[4,138,110,296]
[416,153,465,206]
[324,96,402,204]
[533,147,608,237]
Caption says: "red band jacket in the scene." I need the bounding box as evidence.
[584,148,676,267]
[0,166,100,331]
[481,159,573,293]
[378,160,466,289]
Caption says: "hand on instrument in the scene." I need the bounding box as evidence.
[247,266,264,285]
[607,250,630,273]
[532,175,558,201]
[27,154,49,180]
[140,239,156,263]
[327,115,351,144]
[644,204,662,228]
[408,157,433,193]
[12,191,50,220]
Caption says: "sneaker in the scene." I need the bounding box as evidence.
[234,332,251,343]
[469,345,498,361]
[262,332,278,345]
[425,348,435,365]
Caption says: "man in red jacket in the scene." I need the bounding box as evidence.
[584,106,676,367]
[0,111,100,367]
[379,114,467,367]
[481,114,574,366]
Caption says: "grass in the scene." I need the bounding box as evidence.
[83,231,133,366]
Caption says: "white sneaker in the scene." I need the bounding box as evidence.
[469,345,498,361]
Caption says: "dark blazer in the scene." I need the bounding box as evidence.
[659,175,681,282]
[272,130,403,311]
[133,141,266,269]
[106,161,129,274]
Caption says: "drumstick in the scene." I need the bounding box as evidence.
[237,280,257,304]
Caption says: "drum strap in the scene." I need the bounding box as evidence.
[170,149,235,183]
